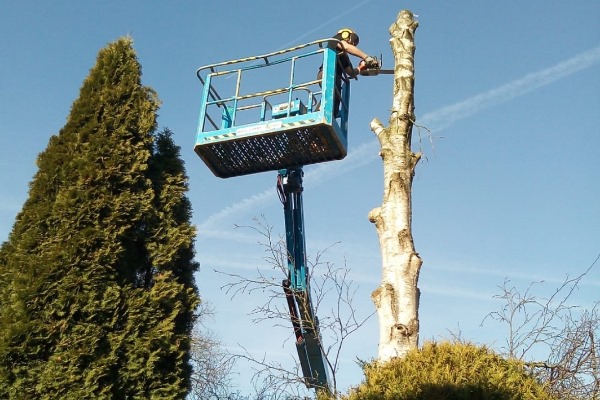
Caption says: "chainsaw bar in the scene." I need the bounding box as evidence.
[357,68,394,76]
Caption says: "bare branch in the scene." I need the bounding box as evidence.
[213,217,373,397]
[189,302,238,400]
[483,253,600,399]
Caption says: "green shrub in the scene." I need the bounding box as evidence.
[338,341,555,400]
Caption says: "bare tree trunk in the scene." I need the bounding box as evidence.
[368,10,422,362]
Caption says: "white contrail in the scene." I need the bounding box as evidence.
[197,141,378,234]
[198,187,274,233]
[277,0,373,49]
[224,0,373,79]
[198,45,600,236]
[421,45,600,132]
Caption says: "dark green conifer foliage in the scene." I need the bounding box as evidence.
[0,37,199,399]
[332,341,556,400]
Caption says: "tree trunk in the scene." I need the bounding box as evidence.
[368,10,422,362]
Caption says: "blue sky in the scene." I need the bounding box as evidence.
[1,1,599,396]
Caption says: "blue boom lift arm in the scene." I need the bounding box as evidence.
[277,167,329,389]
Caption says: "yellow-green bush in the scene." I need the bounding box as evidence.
[336,341,555,400]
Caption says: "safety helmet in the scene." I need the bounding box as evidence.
[337,28,359,45]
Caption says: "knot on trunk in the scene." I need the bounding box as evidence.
[391,323,410,338]
[390,318,419,340]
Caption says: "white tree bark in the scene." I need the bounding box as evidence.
[368,10,422,362]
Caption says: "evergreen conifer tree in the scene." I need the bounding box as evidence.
[0,37,199,399]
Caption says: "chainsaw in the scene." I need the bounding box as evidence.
[355,55,394,76]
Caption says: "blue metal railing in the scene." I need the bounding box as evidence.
[195,38,352,137]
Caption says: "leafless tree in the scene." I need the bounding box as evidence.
[483,254,600,399]
[189,302,238,400]
[215,216,373,397]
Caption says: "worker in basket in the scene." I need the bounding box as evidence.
[317,28,380,117]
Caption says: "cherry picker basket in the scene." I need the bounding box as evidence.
[194,39,352,178]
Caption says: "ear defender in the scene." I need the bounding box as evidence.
[337,28,359,45]
[338,29,352,40]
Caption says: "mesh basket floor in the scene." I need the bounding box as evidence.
[196,123,346,178]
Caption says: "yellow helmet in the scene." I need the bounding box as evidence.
[337,28,359,45]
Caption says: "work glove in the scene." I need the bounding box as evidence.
[363,56,380,69]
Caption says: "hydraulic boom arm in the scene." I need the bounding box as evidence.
[277,168,330,391]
